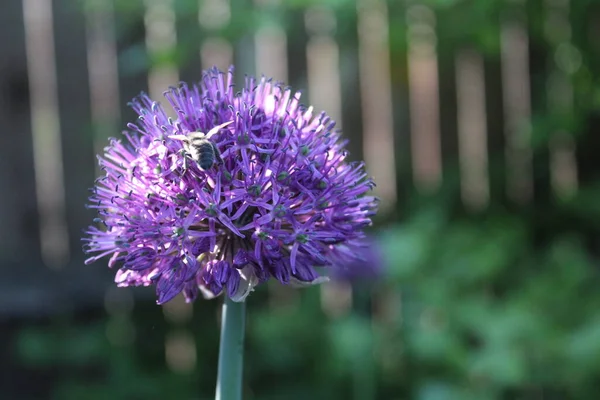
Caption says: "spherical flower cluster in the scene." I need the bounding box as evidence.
[83,66,378,304]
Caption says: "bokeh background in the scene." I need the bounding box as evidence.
[2,0,600,398]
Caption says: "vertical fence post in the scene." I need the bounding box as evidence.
[405,5,441,194]
[456,49,489,210]
[85,0,121,176]
[145,0,179,103]
[545,0,578,199]
[253,0,288,83]
[357,0,396,210]
[22,0,70,268]
[501,4,533,204]
[199,0,233,70]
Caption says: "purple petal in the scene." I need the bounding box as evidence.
[226,271,240,298]
[191,237,211,256]
[233,249,250,268]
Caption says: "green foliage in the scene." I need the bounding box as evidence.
[379,199,600,398]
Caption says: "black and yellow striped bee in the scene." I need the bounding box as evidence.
[170,121,232,171]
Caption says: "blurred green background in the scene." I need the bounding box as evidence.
[2,0,600,399]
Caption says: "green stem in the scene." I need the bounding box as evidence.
[215,296,246,400]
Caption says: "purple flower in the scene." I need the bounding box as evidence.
[83,66,378,304]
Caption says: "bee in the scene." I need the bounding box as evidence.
[169,121,233,171]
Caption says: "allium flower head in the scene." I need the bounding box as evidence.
[83,66,378,304]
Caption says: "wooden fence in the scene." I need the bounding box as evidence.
[0,0,585,372]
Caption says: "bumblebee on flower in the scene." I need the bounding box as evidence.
[83,66,378,305]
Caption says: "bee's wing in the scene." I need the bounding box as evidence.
[204,121,233,139]
[168,135,189,142]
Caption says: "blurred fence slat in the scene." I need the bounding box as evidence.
[305,6,342,127]
[145,0,179,109]
[501,11,533,204]
[254,0,288,83]
[546,0,578,198]
[22,0,69,268]
[406,5,441,193]
[85,0,121,175]
[357,0,396,211]
[200,0,233,70]
[456,49,489,210]
[0,0,39,261]
[201,37,234,72]
[54,0,97,259]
